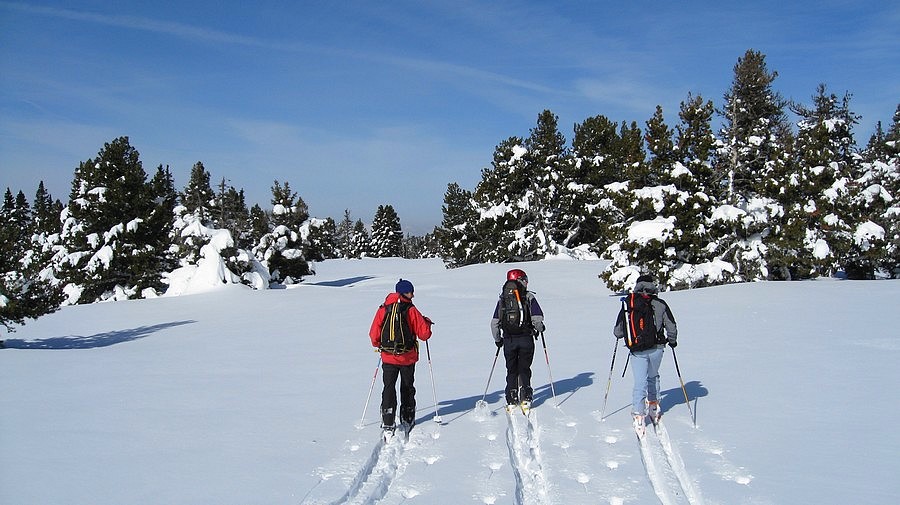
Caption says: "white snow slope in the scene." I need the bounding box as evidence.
[2,258,898,505]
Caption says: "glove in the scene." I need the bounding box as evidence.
[668,340,677,348]
[495,339,503,349]
[532,321,545,333]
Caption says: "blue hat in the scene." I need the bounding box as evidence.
[395,279,414,295]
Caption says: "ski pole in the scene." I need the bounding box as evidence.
[424,340,443,423]
[621,352,630,377]
[599,338,620,421]
[476,346,502,408]
[358,354,382,429]
[671,348,696,428]
[539,331,558,406]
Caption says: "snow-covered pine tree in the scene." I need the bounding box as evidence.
[0,271,64,333]
[180,161,215,222]
[254,180,311,284]
[370,204,403,257]
[23,182,63,280]
[349,219,370,258]
[437,182,478,267]
[602,107,695,291]
[470,136,534,262]
[247,204,269,251]
[137,165,178,295]
[523,110,566,255]
[786,85,862,278]
[570,114,625,254]
[302,217,337,262]
[1,189,30,274]
[54,137,165,302]
[0,187,64,332]
[667,93,732,288]
[710,49,792,282]
[849,103,899,278]
[335,209,355,259]
[174,161,218,265]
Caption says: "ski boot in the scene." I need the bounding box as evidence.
[647,400,661,425]
[633,412,646,439]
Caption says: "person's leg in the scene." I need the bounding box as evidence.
[645,347,664,414]
[503,339,520,404]
[398,364,417,424]
[519,341,536,401]
[381,363,400,426]
[630,351,651,415]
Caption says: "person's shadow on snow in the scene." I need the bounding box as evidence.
[660,380,708,416]
[428,371,595,424]
[2,320,196,350]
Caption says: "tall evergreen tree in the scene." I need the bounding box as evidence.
[55,136,163,302]
[437,182,477,267]
[349,219,370,258]
[335,209,355,259]
[254,180,311,283]
[470,136,535,262]
[711,49,792,282]
[717,49,792,201]
[787,84,862,278]
[370,205,403,257]
[181,161,215,222]
[645,106,677,188]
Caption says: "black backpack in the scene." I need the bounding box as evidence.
[623,293,663,351]
[499,279,531,334]
[380,301,416,354]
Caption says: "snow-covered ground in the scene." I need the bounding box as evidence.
[2,258,898,504]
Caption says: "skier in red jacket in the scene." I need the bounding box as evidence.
[369,279,433,432]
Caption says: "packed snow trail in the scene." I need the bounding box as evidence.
[654,420,705,504]
[506,408,553,505]
[635,416,705,505]
[327,433,405,505]
[302,427,414,505]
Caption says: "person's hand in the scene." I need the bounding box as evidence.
[424,316,434,326]
[495,339,503,349]
[668,340,677,349]
[533,321,545,333]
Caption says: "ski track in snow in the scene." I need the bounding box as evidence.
[654,421,705,504]
[635,417,706,505]
[303,426,424,505]
[506,408,552,505]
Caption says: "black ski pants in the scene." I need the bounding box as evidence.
[381,362,416,426]
[503,335,535,403]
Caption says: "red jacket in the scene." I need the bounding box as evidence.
[369,293,432,366]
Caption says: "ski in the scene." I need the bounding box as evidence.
[633,414,647,440]
[506,402,532,416]
[520,400,532,416]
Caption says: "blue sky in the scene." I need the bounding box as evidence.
[1,1,898,234]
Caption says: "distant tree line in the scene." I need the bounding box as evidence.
[435,49,899,291]
[2,49,897,331]
[1,139,432,330]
